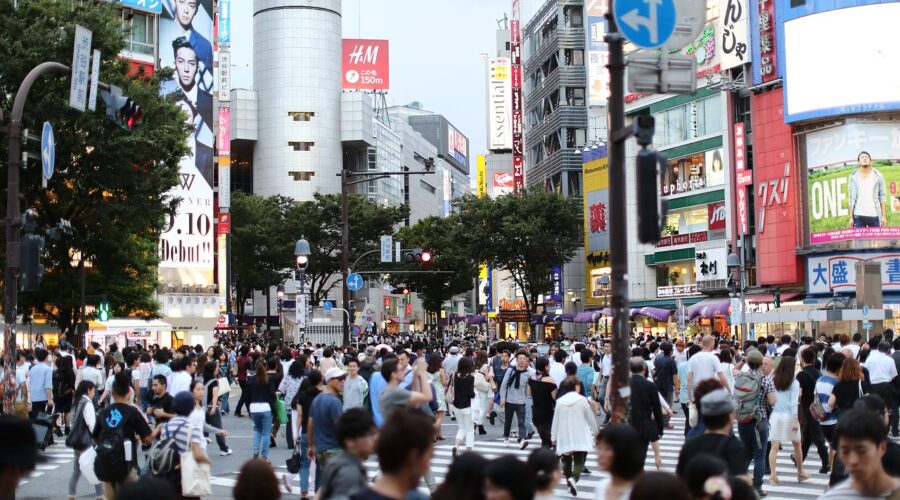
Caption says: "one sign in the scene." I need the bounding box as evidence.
[342,39,390,91]
[69,25,93,112]
[510,19,524,194]
[863,321,873,331]
[717,0,749,70]
[734,123,751,235]
[351,325,361,337]
[120,0,162,14]
[217,107,231,156]
[217,212,230,235]
[493,172,515,197]
[380,235,393,263]
[586,5,610,105]
[40,122,55,182]
[667,0,707,51]
[476,155,487,198]
[395,242,401,263]
[87,50,101,112]
[218,0,231,45]
[613,0,677,49]
[346,273,364,292]
[807,252,900,294]
[755,0,777,84]
[730,297,742,325]
[218,50,231,102]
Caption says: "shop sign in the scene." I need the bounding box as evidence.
[658,284,700,297]
[657,230,709,248]
[807,252,900,294]
[708,202,727,239]
[757,162,790,234]
[757,0,776,82]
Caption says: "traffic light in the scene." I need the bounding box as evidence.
[98,301,110,322]
[634,116,667,244]
[100,85,141,130]
[20,209,44,292]
[390,285,408,295]
[404,248,432,263]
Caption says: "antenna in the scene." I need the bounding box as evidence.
[497,13,509,30]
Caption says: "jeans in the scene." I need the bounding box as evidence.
[206,408,229,452]
[451,405,474,449]
[853,215,880,228]
[298,433,313,493]
[285,410,295,449]
[562,451,588,483]
[235,380,248,414]
[801,409,829,468]
[681,402,691,436]
[738,419,769,489]
[69,448,104,498]
[139,387,150,412]
[525,396,534,435]
[220,392,230,414]
[503,403,526,440]
[536,422,552,448]
[251,410,273,458]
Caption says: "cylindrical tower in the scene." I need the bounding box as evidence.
[253,0,343,199]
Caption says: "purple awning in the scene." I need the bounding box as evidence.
[558,313,577,322]
[574,311,594,323]
[466,315,486,325]
[637,307,672,322]
[697,299,731,319]
[530,314,544,324]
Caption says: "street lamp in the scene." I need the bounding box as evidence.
[727,249,747,342]
[294,237,311,343]
[599,274,611,336]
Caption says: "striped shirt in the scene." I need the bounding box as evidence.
[162,416,202,453]
[817,478,900,499]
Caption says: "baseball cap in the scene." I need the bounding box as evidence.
[449,346,459,354]
[700,389,737,417]
[324,367,347,382]
[745,348,763,365]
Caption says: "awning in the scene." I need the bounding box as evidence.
[687,298,731,320]
[557,313,577,323]
[466,315,486,325]
[530,314,545,325]
[574,311,594,323]
[747,292,802,304]
[636,307,672,322]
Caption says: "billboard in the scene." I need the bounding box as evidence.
[341,39,390,91]
[121,0,162,14]
[807,252,900,295]
[492,172,514,197]
[217,0,230,45]
[783,3,900,123]
[805,122,900,245]
[447,124,468,166]
[717,0,749,70]
[158,0,215,286]
[510,19,524,193]
[476,155,487,198]
[585,2,609,106]
[487,58,512,150]
[583,146,610,304]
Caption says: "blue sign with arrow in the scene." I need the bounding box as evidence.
[613,0,677,49]
[41,122,55,181]
[346,273,363,292]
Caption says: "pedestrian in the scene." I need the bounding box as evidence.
[308,367,346,477]
[14,351,30,418]
[627,356,664,466]
[818,351,845,467]
[676,388,748,480]
[630,472,691,500]
[551,378,598,496]
[349,408,434,500]
[818,409,900,499]
[687,336,729,404]
[768,355,809,484]
[527,357,557,448]
[137,352,153,412]
[527,448,561,500]
[233,459,282,500]
[289,369,322,499]
[343,357,369,412]
[378,357,433,421]
[483,455,535,500]
[190,377,230,456]
[864,341,896,426]
[473,350,493,434]
[717,347,735,394]
[148,349,172,396]
[593,424,643,500]
[215,348,232,415]
[54,355,76,435]
[113,476,176,500]
[169,357,195,397]
[829,357,870,416]
[432,452,488,500]
[368,353,392,427]
[278,356,305,449]
[145,375,175,425]
[233,345,252,417]
[795,345,830,474]
[314,408,377,498]
[652,342,677,425]
[498,350,534,449]
[0,416,43,500]
[28,348,53,419]
[449,356,476,457]
[426,354,447,440]
[246,360,276,460]
[682,454,757,500]
[264,357,284,449]
[157,391,211,498]
[67,381,103,500]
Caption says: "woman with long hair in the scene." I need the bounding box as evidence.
[290,369,323,499]
[432,452,487,500]
[552,378,598,496]
[200,361,232,456]
[473,350,493,435]
[97,361,125,407]
[527,357,556,448]
[593,424,645,500]
[265,356,283,448]
[450,356,476,457]
[427,354,448,441]
[768,356,809,484]
[829,357,870,417]
[247,360,277,460]
[278,355,306,450]
[54,355,76,435]
[67,381,102,500]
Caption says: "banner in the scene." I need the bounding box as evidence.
[805,122,900,245]
[342,39,390,91]
[586,2,609,106]
[476,155,487,198]
[717,0,749,70]
[510,17,524,193]
[218,0,230,45]
[158,0,215,286]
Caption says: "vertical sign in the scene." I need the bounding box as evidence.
[476,155,487,198]
[757,0,777,83]
[218,0,231,45]
[510,7,525,194]
[217,107,231,157]
[87,50,101,112]
[718,0,749,70]
[218,50,231,102]
[69,25,92,112]
[442,169,452,217]
[380,235,393,263]
[586,3,610,105]
[733,123,752,235]
[488,58,512,150]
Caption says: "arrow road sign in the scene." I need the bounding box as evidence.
[346,273,364,292]
[862,304,869,318]
[41,122,55,182]
[614,0,677,49]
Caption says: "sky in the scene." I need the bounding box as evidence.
[231,0,511,161]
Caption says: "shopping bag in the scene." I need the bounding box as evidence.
[273,398,288,425]
[180,450,212,497]
[216,377,231,396]
[78,447,100,485]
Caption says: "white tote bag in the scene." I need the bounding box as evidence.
[78,447,100,485]
[216,377,231,396]
[181,427,212,497]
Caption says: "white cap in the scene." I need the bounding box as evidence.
[324,367,347,382]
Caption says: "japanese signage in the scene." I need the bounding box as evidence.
[217,212,231,235]
[586,2,610,106]
[341,39,390,91]
[708,202,727,239]
[676,24,720,78]
[69,25,92,112]
[696,247,728,279]
[756,0,776,83]
[717,0,749,70]
[492,172,514,197]
[510,18,524,193]
[734,123,751,235]
[807,253,900,294]
[546,266,563,306]
[447,124,468,165]
[756,161,789,234]
[218,0,230,45]
[87,49,100,112]
[442,169,451,217]
[476,155,487,198]
[218,156,230,209]
[488,58,512,150]
[218,50,230,102]
[656,231,709,248]
[159,0,216,286]
[583,147,610,306]
[121,0,162,14]
[804,122,900,245]
[217,107,230,157]
[660,149,724,196]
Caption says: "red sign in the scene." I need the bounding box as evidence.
[733,123,751,235]
[217,212,231,235]
[751,90,802,285]
[341,39,389,91]
[758,0,777,83]
[708,202,727,231]
[656,231,709,248]
[493,172,514,188]
[404,303,412,316]
[510,19,524,194]
[589,202,608,233]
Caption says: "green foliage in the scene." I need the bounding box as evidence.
[456,190,581,314]
[0,0,190,335]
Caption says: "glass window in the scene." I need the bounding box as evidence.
[567,170,582,197]
[123,12,154,56]
[699,95,723,136]
[663,206,708,235]
[664,108,686,146]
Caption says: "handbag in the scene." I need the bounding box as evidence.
[688,402,699,427]
[474,371,491,393]
[273,397,288,424]
[286,449,302,474]
[65,399,93,451]
[809,395,830,422]
[445,375,455,405]
[78,446,100,485]
[216,377,231,397]
[180,426,212,497]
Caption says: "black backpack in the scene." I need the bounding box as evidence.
[149,420,188,480]
[93,408,129,483]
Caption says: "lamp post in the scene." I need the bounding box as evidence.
[727,249,747,342]
[599,274,611,337]
[294,237,311,344]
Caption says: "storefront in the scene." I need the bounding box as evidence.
[497,298,530,342]
[87,319,173,349]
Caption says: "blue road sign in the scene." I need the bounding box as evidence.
[41,122,55,180]
[863,321,873,330]
[346,273,363,291]
[351,325,361,337]
[324,301,333,312]
[862,304,869,317]
[613,0,677,49]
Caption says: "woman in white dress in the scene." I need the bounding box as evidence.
[768,355,810,484]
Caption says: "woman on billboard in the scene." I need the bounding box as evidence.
[848,151,887,228]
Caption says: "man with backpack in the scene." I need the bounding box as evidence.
[148,391,210,495]
[91,372,154,498]
[733,348,776,497]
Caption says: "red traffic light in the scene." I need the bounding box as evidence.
[420,250,432,263]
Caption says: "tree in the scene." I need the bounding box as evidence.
[0,0,190,337]
[456,190,582,315]
[397,215,478,314]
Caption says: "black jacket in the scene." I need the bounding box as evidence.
[629,374,664,442]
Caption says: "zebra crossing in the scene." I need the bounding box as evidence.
[209,412,843,499]
[20,442,75,486]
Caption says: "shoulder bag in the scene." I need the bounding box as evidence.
[65,398,93,451]
[180,425,212,497]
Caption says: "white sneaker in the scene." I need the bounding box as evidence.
[220,448,233,456]
[504,438,510,447]
[281,472,293,493]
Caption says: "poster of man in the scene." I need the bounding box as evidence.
[847,151,887,228]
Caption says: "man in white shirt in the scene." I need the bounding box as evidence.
[687,335,728,404]
[15,352,29,418]
[776,335,791,355]
[866,341,898,426]
[169,357,196,395]
[548,349,568,388]
[80,354,105,390]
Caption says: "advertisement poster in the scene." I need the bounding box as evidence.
[805,123,900,244]
[158,0,215,286]
[342,39,390,91]
[488,58,512,150]
[583,147,610,303]
[492,172,514,197]
[807,252,900,294]
[585,1,609,106]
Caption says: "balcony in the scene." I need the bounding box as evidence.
[658,284,702,298]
